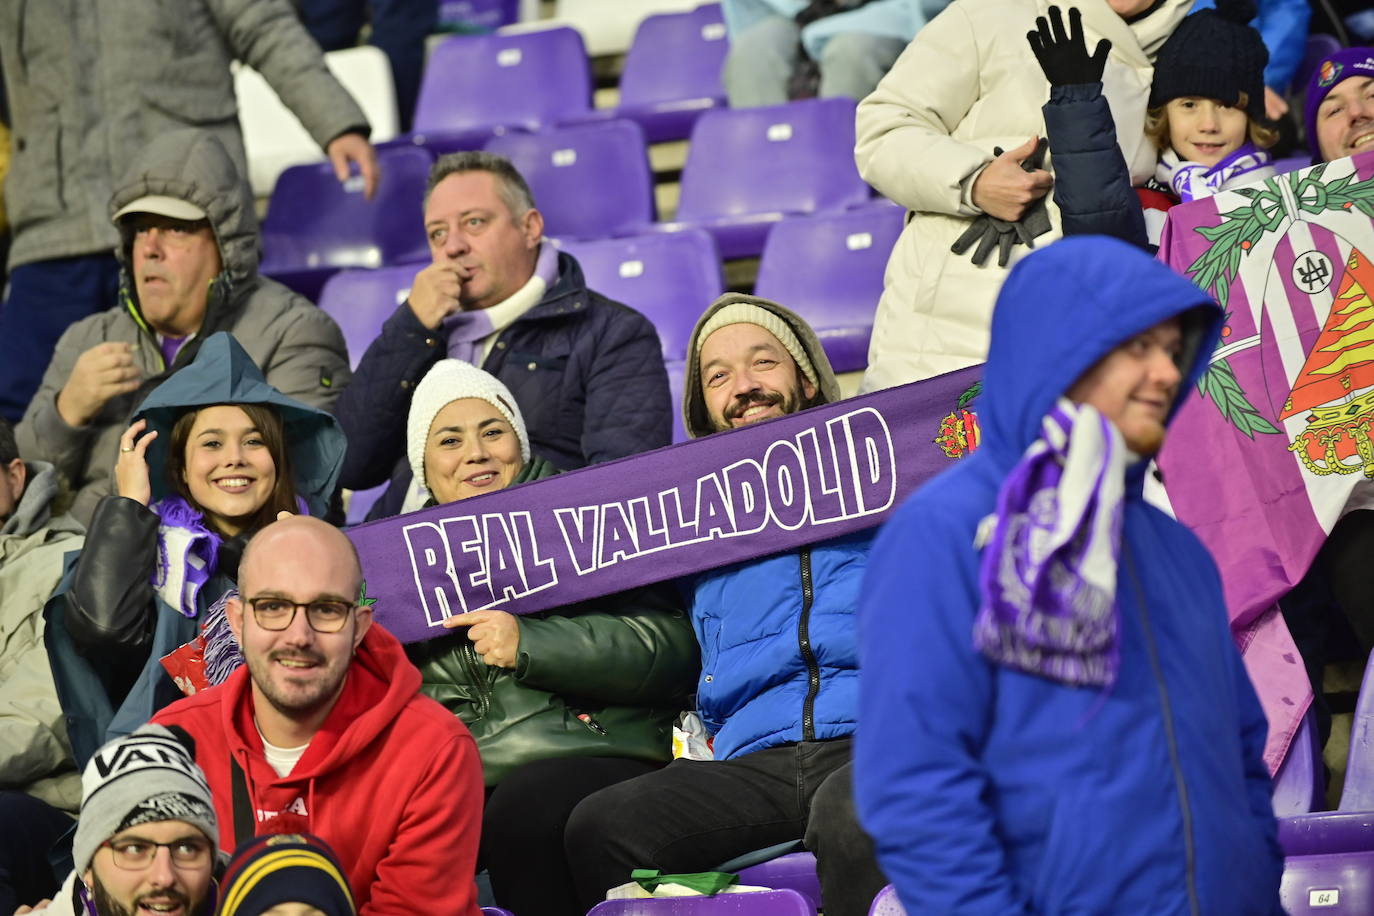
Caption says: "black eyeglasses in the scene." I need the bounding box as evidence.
[246,597,355,633]
[101,837,212,870]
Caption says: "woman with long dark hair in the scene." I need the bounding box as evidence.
[50,332,345,761]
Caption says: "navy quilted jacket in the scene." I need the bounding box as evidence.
[334,251,672,518]
[1042,83,1150,250]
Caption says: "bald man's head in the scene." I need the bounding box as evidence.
[240,516,363,601]
[230,516,371,738]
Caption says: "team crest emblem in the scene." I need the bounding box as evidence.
[935,381,982,458]
[1318,60,1342,87]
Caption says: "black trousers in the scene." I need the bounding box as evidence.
[0,791,72,911]
[563,738,887,916]
[481,756,661,916]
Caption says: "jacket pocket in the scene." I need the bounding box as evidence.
[6,117,65,227]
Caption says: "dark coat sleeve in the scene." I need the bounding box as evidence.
[1042,82,1149,250]
[333,302,445,490]
[577,299,672,464]
[67,496,160,659]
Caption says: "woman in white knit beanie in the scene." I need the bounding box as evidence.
[396,359,698,916]
[401,359,549,513]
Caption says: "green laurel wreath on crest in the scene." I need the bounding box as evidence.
[957,380,982,409]
[358,579,378,608]
[1184,165,1374,438]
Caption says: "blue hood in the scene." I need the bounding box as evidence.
[979,236,1223,469]
[133,333,345,516]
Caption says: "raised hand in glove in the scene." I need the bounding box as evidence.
[954,139,1053,267]
[1027,5,1110,88]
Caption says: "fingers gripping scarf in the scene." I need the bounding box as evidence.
[973,400,1128,687]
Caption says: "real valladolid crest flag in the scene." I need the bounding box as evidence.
[1158,148,1374,772]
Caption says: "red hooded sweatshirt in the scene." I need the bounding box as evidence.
[154,623,483,914]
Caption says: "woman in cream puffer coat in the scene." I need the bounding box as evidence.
[856,0,1192,392]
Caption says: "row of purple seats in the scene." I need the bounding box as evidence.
[587,891,816,915]
[262,96,875,295]
[407,5,727,154]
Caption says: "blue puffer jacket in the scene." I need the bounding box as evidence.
[693,531,872,760]
[334,250,671,519]
[855,237,1282,915]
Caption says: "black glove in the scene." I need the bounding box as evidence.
[951,140,1053,267]
[1027,6,1111,88]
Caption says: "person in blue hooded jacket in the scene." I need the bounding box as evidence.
[855,236,1283,914]
[47,332,346,766]
[565,294,887,916]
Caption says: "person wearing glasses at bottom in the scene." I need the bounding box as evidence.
[152,515,485,914]
[16,724,219,916]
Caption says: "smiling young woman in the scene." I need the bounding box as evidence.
[52,333,345,760]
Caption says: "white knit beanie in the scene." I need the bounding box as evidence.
[406,360,531,502]
[695,301,819,391]
[73,724,218,874]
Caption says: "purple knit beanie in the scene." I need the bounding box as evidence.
[1304,47,1374,163]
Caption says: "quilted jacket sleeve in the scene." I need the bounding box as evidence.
[854,2,995,218]
[207,0,369,146]
[1041,83,1148,249]
[578,300,672,464]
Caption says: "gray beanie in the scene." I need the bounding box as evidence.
[73,724,218,874]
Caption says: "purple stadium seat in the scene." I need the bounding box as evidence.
[585,889,817,915]
[259,145,433,302]
[485,120,656,240]
[480,909,517,916]
[664,98,872,259]
[1281,850,1374,913]
[666,358,688,443]
[867,885,907,916]
[316,265,422,369]
[408,28,592,153]
[1279,812,1374,859]
[613,3,728,143]
[753,205,904,374]
[439,0,520,30]
[1274,155,1313,174]
[1273,707,1326,816]
[317,264,423,525]
[1340,642,1374,811]
[735,852,821,910]
[557,229,722,361]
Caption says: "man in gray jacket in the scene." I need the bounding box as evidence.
[16,130,352,527]
[0,418,85,910]
[0,0,378,422]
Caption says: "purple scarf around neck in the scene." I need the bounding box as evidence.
[972,400,1127,687]
[152,495,222,618]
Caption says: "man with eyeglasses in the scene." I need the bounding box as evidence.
[152,516,484,915]
[16,723,218,915]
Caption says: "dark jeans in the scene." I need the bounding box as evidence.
[295,0,438,131]
[564,738,887,916]
[0,254,121,422]
[0,791,74,911]
[481,756,661,916]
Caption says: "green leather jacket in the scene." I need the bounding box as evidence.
[405,458,699,785]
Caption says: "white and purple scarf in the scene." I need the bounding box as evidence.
[152,495,221,619]
[973,400,1128,687]
[1156,143,1274,204]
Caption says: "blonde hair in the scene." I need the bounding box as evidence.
[1144,94,1279,152]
